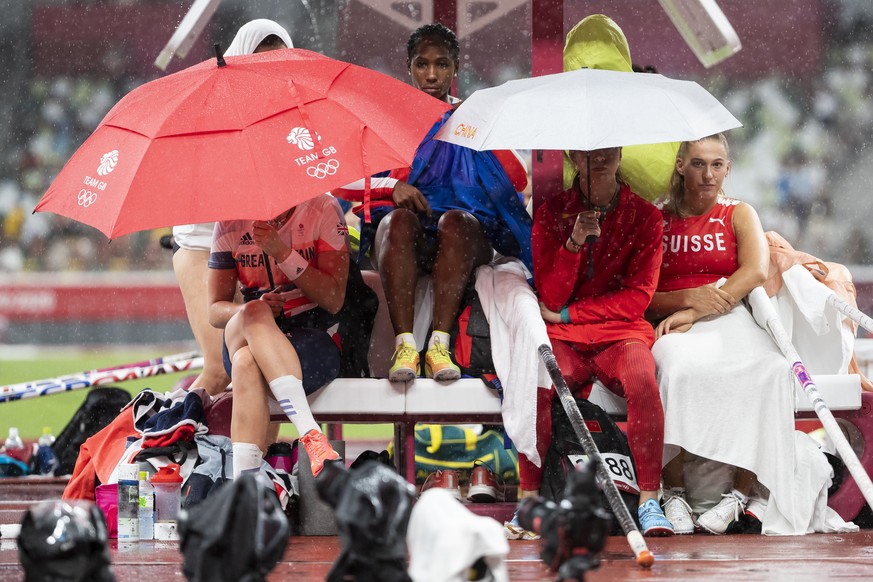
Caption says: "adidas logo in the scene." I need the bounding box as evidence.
[239,232,255,246]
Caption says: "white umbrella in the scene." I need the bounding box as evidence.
[434,68,741,151]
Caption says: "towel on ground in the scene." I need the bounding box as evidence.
[407,488,509,582]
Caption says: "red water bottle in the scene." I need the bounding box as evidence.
[3,427,29,464]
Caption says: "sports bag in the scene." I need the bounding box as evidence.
[411,424,518,484]
[541,396,639,528]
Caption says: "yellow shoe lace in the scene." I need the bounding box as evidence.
[427,341,454,365]
[391,343,419,367]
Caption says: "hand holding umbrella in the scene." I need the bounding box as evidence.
[253,219,291,262]
[252,217,293,320]
[570,210,601,246]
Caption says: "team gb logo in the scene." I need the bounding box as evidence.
[286,127,319,151]
[98,150,119,176]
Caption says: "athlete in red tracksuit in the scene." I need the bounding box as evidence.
[523,146,673,536]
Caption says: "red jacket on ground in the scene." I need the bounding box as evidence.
[533,184,663,348]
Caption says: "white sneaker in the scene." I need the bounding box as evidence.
[697,491,747,535]
[662,492,695,535]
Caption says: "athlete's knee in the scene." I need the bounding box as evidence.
[238,299,275,328]
[380,208,420,241]
[436,209,480,240]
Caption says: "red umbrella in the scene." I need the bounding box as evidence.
[35,48,451,238]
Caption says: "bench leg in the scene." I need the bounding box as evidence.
[394,420,417,485]
[326,424,343,441]
[404,420,416,485]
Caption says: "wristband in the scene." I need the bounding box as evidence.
[560,306,571,324]
[566,235,582,252]
[277,250,308,281]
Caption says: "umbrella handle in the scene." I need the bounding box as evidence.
[586,242,595,280]
[214,43,226,68]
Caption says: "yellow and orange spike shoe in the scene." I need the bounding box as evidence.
[299,429,341,477]
[389,342,420,383]
[424,341,460,382]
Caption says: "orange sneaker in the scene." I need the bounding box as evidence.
[299,429,341,477]
[467,462,505,503]
[420,469,462,501]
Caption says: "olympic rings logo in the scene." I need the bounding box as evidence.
[78,189,98,207]
[306,159,339,179]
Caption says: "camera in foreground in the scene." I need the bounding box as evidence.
[517,460,612,581]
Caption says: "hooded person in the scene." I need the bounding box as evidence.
[223,18,295,57]
[561,14,678,202]
[170,19,294,400]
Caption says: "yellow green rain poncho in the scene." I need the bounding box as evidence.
[563,14,678,201]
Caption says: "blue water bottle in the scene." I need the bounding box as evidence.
[35,427,59,476]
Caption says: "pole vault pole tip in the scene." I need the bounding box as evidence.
[636,549,655,568]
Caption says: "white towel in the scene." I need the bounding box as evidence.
[776,264,853,376]
[475,258,552,466]
[407,489,509,582]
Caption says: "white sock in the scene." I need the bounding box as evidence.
[395,333,415,349]
[232,442,262,479]
[269,375,319,436]
[428,330,451,350]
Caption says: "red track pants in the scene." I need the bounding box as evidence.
[518,338,664,492]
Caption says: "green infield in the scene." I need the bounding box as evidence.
[0,349,392,442]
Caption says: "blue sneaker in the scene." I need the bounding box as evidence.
[504,509,540,540]
[638,498,674,537]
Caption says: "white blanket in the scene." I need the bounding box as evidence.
[653,282,856,534]
[475,259,552,466]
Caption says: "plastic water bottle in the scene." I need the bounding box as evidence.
[3,427,29,465]
[35,427,59,476]
[117,463,139,541]
[138,471,154,540]
[151,463,183,540]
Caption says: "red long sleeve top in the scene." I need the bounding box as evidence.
[533,184,663,348]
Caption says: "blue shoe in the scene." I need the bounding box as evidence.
[504,509,540,540]
[638,498,674,537]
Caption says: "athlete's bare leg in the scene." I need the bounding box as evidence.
[173,248,230,396]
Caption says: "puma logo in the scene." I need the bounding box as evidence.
[708,217,725,227]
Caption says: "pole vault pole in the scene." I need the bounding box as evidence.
[749,287,873,513]
[538,344,655,568]
[0,352,203,403]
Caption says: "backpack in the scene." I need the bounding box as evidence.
[179,473,290,582]
[336,260,379,378]
[53,387,132,476]
[451,287,496,378]
[541,396,640,531]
